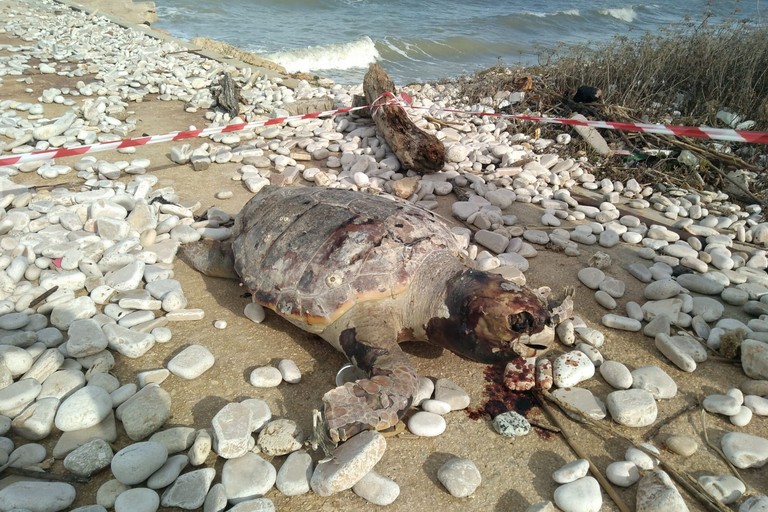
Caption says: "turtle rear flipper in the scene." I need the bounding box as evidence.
[179,239,238,279]
[322,328,418,443]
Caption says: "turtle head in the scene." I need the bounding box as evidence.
[426,270,573,363]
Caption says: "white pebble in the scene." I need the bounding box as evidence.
[249,366,283,387]
[552,459,589,484]
[407,411,446,437]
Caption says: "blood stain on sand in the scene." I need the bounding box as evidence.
[465,363,553,440]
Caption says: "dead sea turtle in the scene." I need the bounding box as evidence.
[181,185,572,444]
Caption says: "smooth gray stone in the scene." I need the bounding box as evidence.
[222,452,276,503]
[352,469,401,506]
[228,497,275,512]
[0,378,41,418]
[63,438,114,477]
[148,426,196,454]
[310,430,386,496]
[113,487,159,512]
[147,454,189,489]
[437,457,482,498]
[212,402,253,459]
[55,385,112,431]
[203,482,227,512]
[721,432,768,469]
[276,450,313,496]
[677,273,725,295]
[161,467,216,509]
[606,389,658,427]
[111,441,169,485]
[116,383,172,441]
[0,481,76,512]
[11,396,59,440]
[631,366,677,399]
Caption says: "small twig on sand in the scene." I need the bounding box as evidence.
[527,418,560,434]
[424,115,463,128]
[0,467,89,484]
[534,391,632,512]
[642,402,698,442]
[29,286,59,308]
[700,409,742,480]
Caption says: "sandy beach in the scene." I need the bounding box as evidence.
[1,1,767,511]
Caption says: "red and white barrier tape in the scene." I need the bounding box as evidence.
[1,94,767,167]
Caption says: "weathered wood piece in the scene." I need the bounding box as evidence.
[216,72,240,118]
[363,63,445,174]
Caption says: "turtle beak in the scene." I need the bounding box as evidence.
[546,287,575,327]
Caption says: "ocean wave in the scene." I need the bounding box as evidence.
[265,36,380,73]
[520,9,581,18]
[599,7,638,23]
[378,36,526,63]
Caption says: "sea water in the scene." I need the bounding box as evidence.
[154,0,760,85]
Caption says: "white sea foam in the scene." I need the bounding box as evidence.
[600,7,637,23]
[521,9,580,18]
[266,36,380,73]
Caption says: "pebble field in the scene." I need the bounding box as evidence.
[0,0,767,511]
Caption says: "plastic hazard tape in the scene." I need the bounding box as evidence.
[479,112,768,144]
[0,103,374,167]
[1,94,767,167]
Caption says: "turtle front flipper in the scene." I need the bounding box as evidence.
[322,328,418,443]
[178,239,238,279]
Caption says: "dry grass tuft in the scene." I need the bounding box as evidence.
[536,17,768,128]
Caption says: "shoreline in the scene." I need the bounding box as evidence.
[0,1,767,511]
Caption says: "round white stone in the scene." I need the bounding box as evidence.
[407,411,446,437]
[606,389,658,427]
[437,457,481,498]
[553,476,602,512]
[577,267,605,289]
[167,344,215,379]
[553,351,595,388]
[244,303,266,323]
[420,399,451,415]
[249,366,282,388]
[352,470,400,506]
[605,461,640,487]
[277,359,301,384]
[55,385,112,431]
[599,360,633,389]
[552,459,589,484]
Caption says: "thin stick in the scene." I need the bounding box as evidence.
[0,467,89,484]
[642,402,698,442]
[527,418,560,434]
[700,409,742,480]
[534,392,632,512]
[29,286,59,308]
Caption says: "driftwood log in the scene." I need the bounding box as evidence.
[363,63,445,174]
[216,72,240,118]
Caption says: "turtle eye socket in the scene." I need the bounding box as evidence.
[508,312,535,332]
